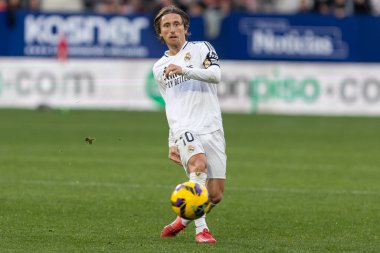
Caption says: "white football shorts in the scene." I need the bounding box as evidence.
[176,129,226,179]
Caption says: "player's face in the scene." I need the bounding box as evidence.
[159,13,187,48]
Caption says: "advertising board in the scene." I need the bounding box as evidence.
[1,12,380,62]
[1,58,380,115]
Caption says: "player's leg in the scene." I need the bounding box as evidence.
[186,153,217,243]
[177,134,215,242]
[194,130,226,243]
[161,132,206,238]
[207,178,225,206]
[192,179,224,243]
[179,132,208,184]
[179,132,209,229]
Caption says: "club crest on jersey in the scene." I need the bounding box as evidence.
[184,52,191,61]
[203,58,211,68]
[188,145,195,153]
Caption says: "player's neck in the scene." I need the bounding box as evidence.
[167,41,186,56]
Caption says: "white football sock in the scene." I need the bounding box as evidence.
[189,172,207,186]
[195,214,208,234]
[171,216,192,226]
[180,217,191,226]
[189,172,209,234]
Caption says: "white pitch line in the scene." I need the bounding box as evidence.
[17,179,380,197]
[228,186,380,197]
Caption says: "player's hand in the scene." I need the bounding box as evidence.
[169,146,182,166]
[165,64,183,78]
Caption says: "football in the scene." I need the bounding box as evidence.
[170,181,211,220]
[171,182,211,220]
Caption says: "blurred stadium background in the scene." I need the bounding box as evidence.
[1,0,380,114]
[1,1,380,252]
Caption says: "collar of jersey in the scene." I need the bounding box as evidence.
[164,41,189,57]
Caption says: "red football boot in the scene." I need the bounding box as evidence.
[195,228,217,243]
[160,216,186,237]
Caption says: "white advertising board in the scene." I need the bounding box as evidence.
[1,58,380,116]
[0,58,158,110]
[220,61,380,115]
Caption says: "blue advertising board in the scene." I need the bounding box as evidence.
[210,13,362,62]
[2,11,166,58]
[1,11,380,62]
[0,11,204,59]
[0,12,8,54]
[354,15,380,62]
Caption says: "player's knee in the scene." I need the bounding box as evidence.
[195,160,207,173]
[188,156,207,173]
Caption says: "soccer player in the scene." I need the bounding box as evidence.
[152,5,227,244]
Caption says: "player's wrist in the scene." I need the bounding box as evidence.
[182,66,190,76]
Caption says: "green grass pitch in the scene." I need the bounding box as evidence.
[0,109,379,252]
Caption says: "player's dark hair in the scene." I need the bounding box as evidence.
[154,5,190,43]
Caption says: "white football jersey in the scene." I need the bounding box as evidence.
[153,41,223,140]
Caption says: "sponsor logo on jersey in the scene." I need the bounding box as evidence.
[162,66,190,88]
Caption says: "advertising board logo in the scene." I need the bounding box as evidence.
[239,18,348,59]
[250,68,320,111]
[24,14,150,57]
[0,69,95,97]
